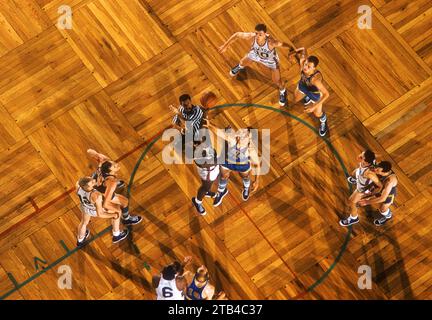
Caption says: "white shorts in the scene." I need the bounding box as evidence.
[247,51,279,69]
[197,165,220,182]
[80,204,97,217]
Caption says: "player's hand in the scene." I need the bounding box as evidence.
[183,256,192,265]
[218,45,227,53]
[109,210,121,219]
[169,104,179,114]
[305,102,321,113]
[357,200,368,207]
[216,291,227,300]
[304,105,315,113]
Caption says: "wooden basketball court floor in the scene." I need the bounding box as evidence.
[0,0,431,300]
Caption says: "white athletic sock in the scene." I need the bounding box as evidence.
[320,112,327,122]
[381,208,391,217]
[113,231,120,237]
[280,88,286,94]
[78,236,85,242]
[195,198,202,204]
[243,177,251,189]
[349,215,358,220]
[239,64,245,69]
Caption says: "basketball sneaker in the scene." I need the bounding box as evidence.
[279,90,287,106]
[242,188,250,201]
[76,229,90,247]
[192,197,206,216]
[374,210,392,226]
[112,229,129,243]
[230,64,243,77]
[347,176,357,185]
[339,216,359,227]
[122,215,142,226]
[213,188,229,207]
[116,180,126,189]
[319,121,328,137]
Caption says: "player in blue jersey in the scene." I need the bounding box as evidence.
[289,47,330,136]
[206,124,261,207]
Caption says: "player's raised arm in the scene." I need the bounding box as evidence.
[270,37,295,52]
[152,275,161,289]
[218,32,255,53]
[207,122,236,144]
[290,47,307,66]
[87,149,110,165]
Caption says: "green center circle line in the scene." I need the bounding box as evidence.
[127,103,353,297]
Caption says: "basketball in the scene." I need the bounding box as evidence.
[200,91,217,109]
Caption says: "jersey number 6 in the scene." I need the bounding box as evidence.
[162,287,173,298]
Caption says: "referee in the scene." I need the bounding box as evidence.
[170,94,207,158]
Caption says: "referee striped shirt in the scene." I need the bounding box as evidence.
[172,105,204,139]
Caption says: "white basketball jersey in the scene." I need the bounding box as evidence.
[156,276,184,300]
[77,187,97,217]
[250,36,278,62]
[355,163,371,192]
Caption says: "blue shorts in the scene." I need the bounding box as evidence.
[384,189,396,204]
[221,162,251,172]
[298,81,321,102]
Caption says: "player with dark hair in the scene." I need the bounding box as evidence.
[192,144,219,216]
[339,150,382,227]
[153,256,192,300]
[218,23,295,107]
[76,176,129,247]
[87,149,142,226]
[169,94,207,161]
[357,161,398,226]
[289,47,330,136]
[170,94,206,140]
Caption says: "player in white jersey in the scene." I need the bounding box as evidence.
[192,145,219,216]
[358,161,398,226]
[87,149,142,226]
[218,23,295,107]
[76,176,129,247]
[339,150,382,227]
[153,256,192,300]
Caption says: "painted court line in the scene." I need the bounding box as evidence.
[126,103,354,298]
[0,227,111,300]
[0,126,170,241]
[0,129,169,300]
[0,104,352,300]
